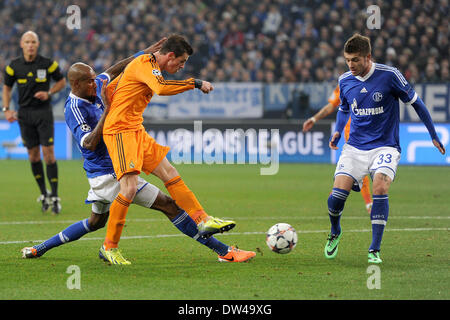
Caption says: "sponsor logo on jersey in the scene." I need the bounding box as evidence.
[351,98,384,116]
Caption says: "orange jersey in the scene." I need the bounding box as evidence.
[328,85,341,108]
[328,85,351,140]
[104,54,195,134]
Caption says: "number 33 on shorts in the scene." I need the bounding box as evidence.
[370,147,400,180]
[377,153,392,164]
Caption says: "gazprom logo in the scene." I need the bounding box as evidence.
[351,98,384,116]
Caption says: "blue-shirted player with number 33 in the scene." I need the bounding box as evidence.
[325,34,445,264]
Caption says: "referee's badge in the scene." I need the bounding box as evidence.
[37,69,47,80]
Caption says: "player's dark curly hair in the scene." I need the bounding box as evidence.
[160,34,193,57]
[344,33,371,56]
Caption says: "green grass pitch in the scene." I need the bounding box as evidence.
[0,160,448,300]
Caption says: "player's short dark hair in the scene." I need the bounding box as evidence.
[160,34,193,57]
[344,33,371,56]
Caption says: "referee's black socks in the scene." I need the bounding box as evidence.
[46,162,58,197]
[31,160,47,196]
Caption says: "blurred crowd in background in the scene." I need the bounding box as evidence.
[0,0,448,85]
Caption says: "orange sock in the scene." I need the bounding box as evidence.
[164,176,209,224]
[361,175,372,205]
[103,193,132,250]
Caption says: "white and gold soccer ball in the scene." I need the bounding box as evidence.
[266,223,298,254]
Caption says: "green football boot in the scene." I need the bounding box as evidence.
[324,231,343,259]
[368,250,382,264]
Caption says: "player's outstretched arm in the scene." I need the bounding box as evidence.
[194,79,213,94]
[104,37,167,81]
[303,102,336,132]
[82,80,110,151]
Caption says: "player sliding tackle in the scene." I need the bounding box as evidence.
[21,38,256,264]
[100,34,241,264]
[324,34,445,264]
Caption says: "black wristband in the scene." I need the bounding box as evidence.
[194,79,203,89]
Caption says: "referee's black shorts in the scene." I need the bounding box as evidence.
[17,106,54,149]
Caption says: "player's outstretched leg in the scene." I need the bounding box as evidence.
[163,173,235,239]
[197,217,236,239]
[218,246,256,263]
[148,192,254,262]
[22,214,107,258]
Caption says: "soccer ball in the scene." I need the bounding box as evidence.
[266,223,298,254]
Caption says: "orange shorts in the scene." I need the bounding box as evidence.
[103,129,170,181]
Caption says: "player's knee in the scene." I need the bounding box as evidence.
[372,174,391,195]
[152,194,180,219]
[120,179,138,200]
[372,184,389,195]
[88,213,108,231]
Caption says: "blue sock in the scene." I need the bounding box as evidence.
[34,218,91,256]
[369,195,389,252]
[328,188,349,235]
[171,211,229,256]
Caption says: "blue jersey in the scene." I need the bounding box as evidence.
[64,73,114,178]
[338,63,417,152]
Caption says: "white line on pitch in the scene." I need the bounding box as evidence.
[0,216,449,226]
[0,227,447,245]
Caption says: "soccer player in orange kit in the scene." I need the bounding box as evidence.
[302,85,373,213]
[101,35,254,264]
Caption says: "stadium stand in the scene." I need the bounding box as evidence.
[0,0,448,85]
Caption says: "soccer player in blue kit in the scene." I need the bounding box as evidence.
[325,34,445,263]
[21,39,255,264]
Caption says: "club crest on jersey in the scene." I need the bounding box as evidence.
[152,69,162,76]
[372,92,383,102]
[351,98,384,116]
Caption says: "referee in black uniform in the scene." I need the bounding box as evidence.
[2,31,66,214]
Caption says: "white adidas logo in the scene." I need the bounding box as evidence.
[360,87,368,93]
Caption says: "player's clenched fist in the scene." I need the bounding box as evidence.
[200,81,213,94]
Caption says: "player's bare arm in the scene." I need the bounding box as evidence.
[303,102,335,132]
[104,37,167,81]
[82,80,110,151]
